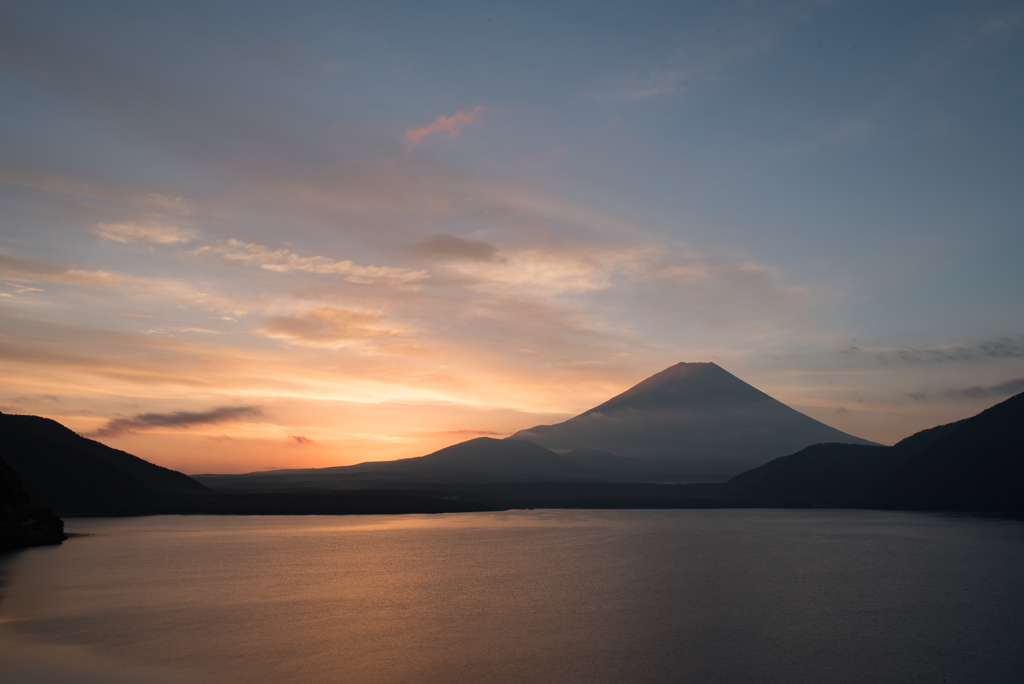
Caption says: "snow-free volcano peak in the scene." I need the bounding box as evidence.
[585,362,775,414]
[511,362,877,481]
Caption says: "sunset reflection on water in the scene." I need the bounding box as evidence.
[2,510,1024,684]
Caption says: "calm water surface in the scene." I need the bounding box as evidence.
[1,509,1023,684]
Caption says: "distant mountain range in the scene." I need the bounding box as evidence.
[511,362,876,480]
[196,439,698,490]
[196,382,1024,512]
[2,364,1022,515]
[202,362,876,489]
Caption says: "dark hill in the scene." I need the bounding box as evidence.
[864,392,1024,511]
[0,453,66,549]
[719,391,1024,511]
[725,443,895,506]
[721,422,969,506]
[0,411,210,515]
[511,362,876,481]
[0,452,31,514]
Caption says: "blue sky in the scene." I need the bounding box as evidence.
[1,0,1022,472]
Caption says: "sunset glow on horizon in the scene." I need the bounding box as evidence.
[2,1,1022,473]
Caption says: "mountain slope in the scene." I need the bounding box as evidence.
[714,391,1023,511]
[511,362,876,480]
[863,392,1024,510]
[344,437,585,478]
[0,411,210,515]
[724,443,895,505]
[560,448,697,482]
[197,438,592,489]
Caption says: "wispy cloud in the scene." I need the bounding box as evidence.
[439,429,510,437]
[90,405,263,438]
[1,247,171,290]
[0,247,254,321]
[201,240,426,288]
[870,337,1024,365]
[442,247,624,295]
[96,221,199,244]
[414,234,504,262]
[910,377,1024,402]
[595,29,777,101]
[0,168,195,215]
[261,307,408,348]
[405,106,484,148]
[438,242,804,323]
[592,3,820,102]
[979,9,1024,35]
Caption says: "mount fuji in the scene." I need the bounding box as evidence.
[510,362,877,481]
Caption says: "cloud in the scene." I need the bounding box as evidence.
[604,67,693,101]
[884,337,1024,365]
[832,336,1024,386]
[911,377,1024,402]
[202,240,426,288]
[288,435,313,445]
[0,249,251,319]
[592,3,822,102]
[90,405,263,438]
[0,248,177,292]
[96,221,199,244]
[405,106,484,148]
[442,247,633,295]
[0,168,195,215]
[595,30,777,101]
[440,429,510,437]
[439,243,804,326]
[261,307,407,348]
[952,378,1024,399]
[979,10,1024,36]
[414,234,503,262]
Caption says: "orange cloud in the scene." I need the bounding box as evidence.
[440,429,510,437]
[405,106,484,148]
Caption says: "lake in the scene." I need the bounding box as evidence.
[1,509,1023,683]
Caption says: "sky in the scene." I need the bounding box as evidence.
[1,0,1022,474]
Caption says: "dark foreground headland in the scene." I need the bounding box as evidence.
[0,452,65,550]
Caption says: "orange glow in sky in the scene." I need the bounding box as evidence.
[2,2,1023,473]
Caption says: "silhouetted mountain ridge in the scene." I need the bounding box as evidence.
[718,391,1024,511]
[0,411,209,515]
[864,392,1024,510]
